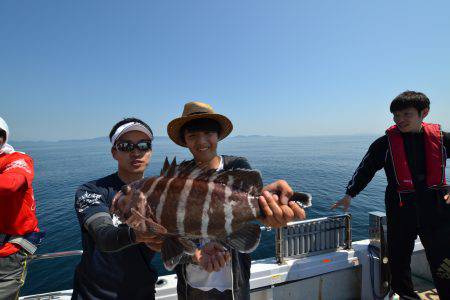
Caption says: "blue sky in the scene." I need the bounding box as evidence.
[1,1,449,141]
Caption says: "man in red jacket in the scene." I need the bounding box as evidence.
[0,117,42,300]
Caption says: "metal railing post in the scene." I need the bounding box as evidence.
[345,214,352,249]
[276,228,285,264]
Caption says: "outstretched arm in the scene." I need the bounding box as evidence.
[85,214,163,252]
[332,136,386,211]
[75,185,163,253]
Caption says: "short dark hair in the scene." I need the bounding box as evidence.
[179,118,221,143]
[390,91,430,113]
[109,117,153,141]
[0,129,6,141]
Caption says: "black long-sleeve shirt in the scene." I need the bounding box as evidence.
[73,172,157,300]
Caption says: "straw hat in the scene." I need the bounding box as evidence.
[167,101,233,147]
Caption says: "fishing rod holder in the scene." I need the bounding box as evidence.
[275,214,352,264]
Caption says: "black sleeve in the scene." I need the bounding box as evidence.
[75,183,110,226]
[74,183,136,252]
[224,156,252,170]
[443,131,450,159]
[85,215,137,252]
[345,136,387,198]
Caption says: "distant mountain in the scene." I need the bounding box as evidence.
[11,136,170,144]
[232,135,276,138]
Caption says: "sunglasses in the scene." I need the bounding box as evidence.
[115,141,152,152]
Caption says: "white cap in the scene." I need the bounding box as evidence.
[110,122,153,145]
[0,117,9,143]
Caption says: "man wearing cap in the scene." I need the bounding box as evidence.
[167,102,306,299]
[72,117,163,300]
[0,117,42,300]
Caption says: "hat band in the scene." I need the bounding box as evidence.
[110,122,153,145]
[186,111,211,116]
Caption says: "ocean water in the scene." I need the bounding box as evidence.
[14,135,448,296]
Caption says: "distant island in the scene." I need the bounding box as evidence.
[11,133,380,144]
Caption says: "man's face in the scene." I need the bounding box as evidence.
[0,130,5,147]
[393,107,428,133]
[112,131,152,174]
[184,130,218,163]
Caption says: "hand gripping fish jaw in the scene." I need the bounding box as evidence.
[111,157,312,271]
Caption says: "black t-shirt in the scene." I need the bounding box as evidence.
[73,173,157,300]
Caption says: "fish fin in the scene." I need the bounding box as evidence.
[161,236,185,270]
[179,238,196,255]
[195,169,217,181]
[224,223,261,253]
[145,204,158,221]
[160,157,170,176]
[166,157,178,177]
[176,160,200,179]
[215,169,263,194]
[290,192,312,208]
[130,208,167,235]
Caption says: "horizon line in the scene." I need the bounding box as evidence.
[10,133,381,143]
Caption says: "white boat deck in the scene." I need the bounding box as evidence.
[20,214,438,300]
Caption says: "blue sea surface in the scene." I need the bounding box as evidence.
[14,135,449,296]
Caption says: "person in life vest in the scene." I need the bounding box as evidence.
[332,91,450,300]
[0,117,43,300]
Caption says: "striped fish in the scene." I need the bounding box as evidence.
[111,158,312,270]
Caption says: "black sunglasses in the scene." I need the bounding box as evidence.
[115,141,152,152]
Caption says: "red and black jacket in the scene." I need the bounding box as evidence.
[386,123,446,192]
[345,124,449,198]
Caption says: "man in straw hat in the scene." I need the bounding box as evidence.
[0,117,43,300]
[167,102,306,300]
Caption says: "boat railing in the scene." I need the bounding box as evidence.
[29,214,352,264]
[31,250,83,261]
[275,214,352,264]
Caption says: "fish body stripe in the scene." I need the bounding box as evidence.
[187,168,202,179]
[184,180,209,237]
[156,178,175,223]
[201,180,215,238]
[176,179,194,236]
[247,195,257,218]
[223,176,234,236]
[145,177,163,198]
[207,182,226,238]
[147,177,170,213]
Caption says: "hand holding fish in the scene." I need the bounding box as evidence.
[134,230,164,252]
[258,180,307,228]
[193,242,231,272]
